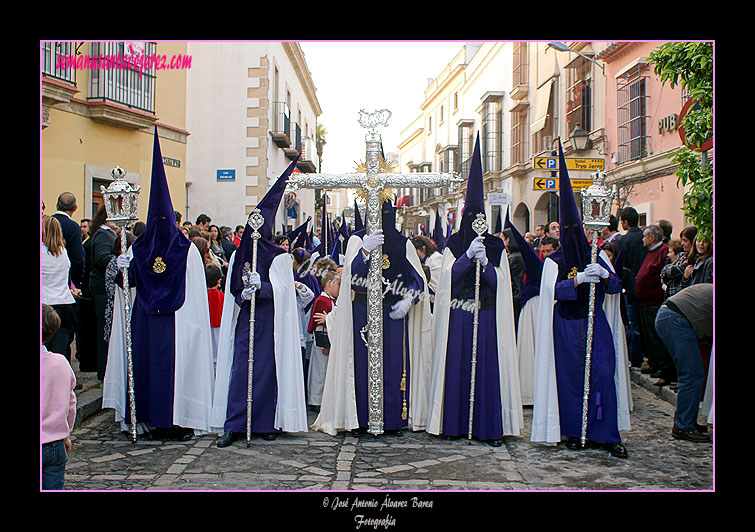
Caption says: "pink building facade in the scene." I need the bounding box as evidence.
[598,41,698,236]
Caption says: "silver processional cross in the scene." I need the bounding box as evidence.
[286,109,464,434]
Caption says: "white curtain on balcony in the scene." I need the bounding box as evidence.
[529,78,554,136]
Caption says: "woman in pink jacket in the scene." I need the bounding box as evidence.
[41,304,77,490]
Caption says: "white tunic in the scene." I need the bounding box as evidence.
[311,235,434,435]
[210,251,308,434]
[530,250,632,445]
[425,246,523,437]
[103,243,215,433]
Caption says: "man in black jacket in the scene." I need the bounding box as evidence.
[52,192,85,363]
[52,192,85,290]
[617,207,647,369]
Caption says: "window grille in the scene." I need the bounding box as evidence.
[482,96,503,173]
[617,64,650,162]
[511,108,528,165]
[565,57,592,137]
[457,123,475,178]
[88,42,156,113]
[42,42,77,85]
[512,42,528,88]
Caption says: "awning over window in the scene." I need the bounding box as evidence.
[530,78,554,135]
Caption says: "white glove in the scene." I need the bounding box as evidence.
[116,253,131,269]
[585,263,609,279]
[466,237,488,266]
[241,271,261,300]
[576,272,600,285]
[388,297,412,320]
[362,230,384,253]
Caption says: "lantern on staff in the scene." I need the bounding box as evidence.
[581,171,613,233]
[577,170,615,448]
[101,166,141,442]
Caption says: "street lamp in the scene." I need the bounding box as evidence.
[547,42,605,74]
[570,123,592,151]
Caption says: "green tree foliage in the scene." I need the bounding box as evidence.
[648,42,713,240]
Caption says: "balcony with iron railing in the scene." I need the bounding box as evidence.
[284,122,301,161]
[270,101,292,148]
[297,135,318,173]
[83,42,158,130]
[42,42,77,85]
[41,42,80,128]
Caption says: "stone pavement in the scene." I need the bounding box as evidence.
[63,354,714,492]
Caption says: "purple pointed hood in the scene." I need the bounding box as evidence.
[230,155,300,299]
[433,207,446,252]
[445,134,504,267]
[353,199,364,232]
[130,126,191,315]
[504,209,543,307]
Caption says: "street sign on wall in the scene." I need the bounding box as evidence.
[217,169,235,181]
[532,157,605,171]
[488,192,510,205]
[533,177,594,191]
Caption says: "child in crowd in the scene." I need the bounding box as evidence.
[41,304,77,490]
[312,257,338,288]
[306,267,341,411]
[667,238,683,264]
[292,248,321,395]
[206,263,224,375]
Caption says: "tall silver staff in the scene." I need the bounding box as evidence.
[101,166,140,443]
[468,212,488,441]
[579,172,614,448]
[242,208,265,447]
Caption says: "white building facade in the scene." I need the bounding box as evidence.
[186,41,321,232]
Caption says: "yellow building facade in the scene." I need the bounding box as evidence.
[41,41,189,224]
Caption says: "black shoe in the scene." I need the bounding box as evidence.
[671,425,711,443]
[384,429,403,437]
[350,427,367,436]
[216,432,240,448]
[260,432,277,441]
[486,439,503,447]
[604,442,628,458]
[176,427,194,441]
[566,436,583,450]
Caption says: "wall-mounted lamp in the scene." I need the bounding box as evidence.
[570,123,592,151]
[547,42,606,74]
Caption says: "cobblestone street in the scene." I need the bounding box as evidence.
[63,379,712,492]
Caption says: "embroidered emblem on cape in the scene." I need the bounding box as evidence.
[153,257,167,274]
[382,253,390,270]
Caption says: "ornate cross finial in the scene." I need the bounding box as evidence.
[358,109,392,131]
[472,212,488,237]
[247,208,264,237]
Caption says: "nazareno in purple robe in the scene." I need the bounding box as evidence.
[548,138,623,444]
[349,200,424,431]
[440,252,504,441]
[549,250,623,443]
[223,241,284,435]
[124,127,191,429]
[222,155,300,435]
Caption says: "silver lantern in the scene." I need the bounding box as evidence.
[101,166,141,443]
[578,171,614,448]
